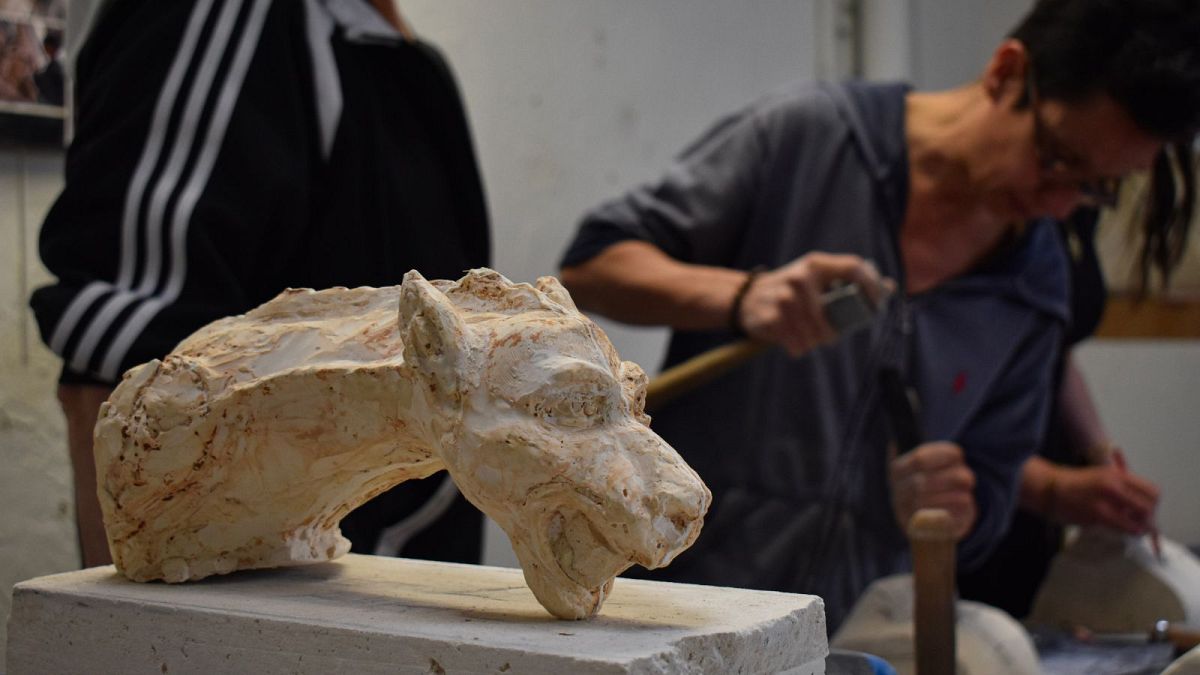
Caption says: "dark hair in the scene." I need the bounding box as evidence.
[1012,0,1200,289]
[1011,0,1200,139]
[1139,141,1195,292]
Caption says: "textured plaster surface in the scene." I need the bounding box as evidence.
[7,554,827,674]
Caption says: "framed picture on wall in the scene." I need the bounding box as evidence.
[0,0,66,146]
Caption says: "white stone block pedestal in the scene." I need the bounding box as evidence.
[6,554,826,674]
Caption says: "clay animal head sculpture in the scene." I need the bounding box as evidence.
[1029,527,1200,634]
[94,269,711,619]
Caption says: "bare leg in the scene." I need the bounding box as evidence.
[58,383,115,567]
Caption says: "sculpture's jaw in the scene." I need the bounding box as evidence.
[457,423,710,620]
[505,506,628,620]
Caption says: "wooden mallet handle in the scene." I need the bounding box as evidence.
[644,340,767,413]
[908,508,957,675]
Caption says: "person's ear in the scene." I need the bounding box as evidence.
[982,39,1030,105]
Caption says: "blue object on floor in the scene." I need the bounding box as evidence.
[827,648,898,675]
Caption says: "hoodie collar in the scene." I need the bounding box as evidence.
[823,80,912,232]
[942,219,1071,322]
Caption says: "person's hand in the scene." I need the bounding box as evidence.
[1047,462,1160,535]
[889,441,978,540]
[737,252,893,357]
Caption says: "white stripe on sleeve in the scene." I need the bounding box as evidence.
[98,0,274,381]
[69,0,246,375]
[48,0,217,366]
[303,0,342,160]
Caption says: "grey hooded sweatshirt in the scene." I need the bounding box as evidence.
[561,80,1069,628]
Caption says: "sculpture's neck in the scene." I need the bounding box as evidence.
[338,364,465,476]
[233,362,451,476]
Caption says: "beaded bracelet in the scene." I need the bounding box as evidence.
[729,265,766,336]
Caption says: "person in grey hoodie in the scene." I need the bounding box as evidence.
[559,0,1200,627]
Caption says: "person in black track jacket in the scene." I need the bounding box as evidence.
[30,0,491,569]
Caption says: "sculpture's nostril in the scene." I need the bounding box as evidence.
[670,511,689,533]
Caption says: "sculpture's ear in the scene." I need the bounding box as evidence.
[535,276,578,312]
[399,271,469,392]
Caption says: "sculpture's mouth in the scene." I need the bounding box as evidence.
[544,506,632,589]
[532,488,701,590]
[514,444,709,589]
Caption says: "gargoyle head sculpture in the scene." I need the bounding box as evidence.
[94,269,710,619]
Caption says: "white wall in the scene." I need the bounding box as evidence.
[908,0,1031,89]
[863,0,1037,88]
[860,0,912,81]
[0,7,101,666]
[0,148,78,668]
[400,0,823,568]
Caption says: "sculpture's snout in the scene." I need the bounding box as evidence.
[599,425,711,570]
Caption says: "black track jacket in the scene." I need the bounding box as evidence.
[32,0,490,386]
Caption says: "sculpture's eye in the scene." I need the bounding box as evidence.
[518,362,619,429]
[524,386,611,428]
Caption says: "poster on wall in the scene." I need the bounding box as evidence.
[0,0,66,146]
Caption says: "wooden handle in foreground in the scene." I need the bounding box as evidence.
[643,340,769,413]
[908,508,957,675]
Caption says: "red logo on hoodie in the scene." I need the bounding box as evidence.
[953,371,967,394]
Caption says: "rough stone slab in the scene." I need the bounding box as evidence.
[6,554,827,674]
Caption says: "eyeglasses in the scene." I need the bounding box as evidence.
[1025,67,1122,208]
